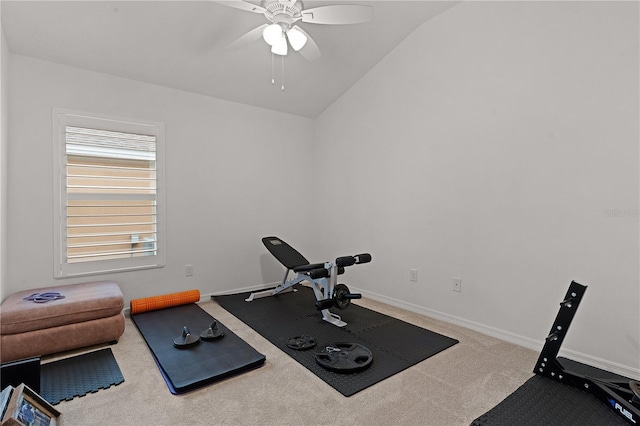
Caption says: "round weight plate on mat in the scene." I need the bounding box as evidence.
[333,283,351,310]
[287,335,316,350]
[315,342,373,373]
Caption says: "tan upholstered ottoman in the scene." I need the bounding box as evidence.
[0,281,125,362]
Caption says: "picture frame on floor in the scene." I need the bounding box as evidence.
[1,384,60,426]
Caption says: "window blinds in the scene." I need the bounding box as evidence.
[65,126,158,263]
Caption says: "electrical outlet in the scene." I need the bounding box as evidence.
[410,269,418,282]
[185,264,194,277]
[453,277,462,292]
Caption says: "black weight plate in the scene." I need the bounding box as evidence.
[287,335,316,350]
[315,342,373,373]
[333,283,350,310]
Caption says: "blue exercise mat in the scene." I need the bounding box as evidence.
[131,303,265,394]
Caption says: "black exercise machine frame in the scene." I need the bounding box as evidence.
[534,281,640,425]
[247,236,371,327]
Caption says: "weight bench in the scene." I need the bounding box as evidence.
[246,236,371,327]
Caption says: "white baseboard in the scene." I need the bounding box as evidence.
[353,286,640,380]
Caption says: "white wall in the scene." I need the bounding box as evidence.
[4,0,638,378]
[314,1,639,376]
[6,54,314,302]
[0,16,9,301]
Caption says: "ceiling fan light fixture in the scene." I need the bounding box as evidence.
[287,27,307,51]
[263,23,283,46]
[271,34,288,55]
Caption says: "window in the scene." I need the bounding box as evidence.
[53,110,165,278]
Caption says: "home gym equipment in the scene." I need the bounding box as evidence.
[534,281,640,425]
[246,236,371,327]
[131,294,265,394]
[315,342,373,373]
[173,326,200,348]
[200,321,225,341]
[286,335,316,351]
[471,365,632,426]
[130,289,201,314]
[215,287,459,396]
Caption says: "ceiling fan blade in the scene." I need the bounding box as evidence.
[301,5,373,25]
[228,24,269,50]
[291,26,321,61]
[215,1,266,15]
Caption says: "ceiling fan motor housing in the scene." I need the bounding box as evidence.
[222,0,372,61]
[262,0,303,28]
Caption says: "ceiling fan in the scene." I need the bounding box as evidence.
[218,0,373,61]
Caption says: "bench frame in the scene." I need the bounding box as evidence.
[246,236,370,327]
[246,258,349,327]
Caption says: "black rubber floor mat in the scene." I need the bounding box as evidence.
[131,303,265,394]
[40,348,124,405]
[471,359,632,426]
[214,287,458,397]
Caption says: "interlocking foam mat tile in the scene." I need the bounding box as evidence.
[40,348,124,405]
[471,358,632,426]
[215,287,459,396]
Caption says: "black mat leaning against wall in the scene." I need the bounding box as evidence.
[214,287,459,397]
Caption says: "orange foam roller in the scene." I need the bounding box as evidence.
[130,289,201,314]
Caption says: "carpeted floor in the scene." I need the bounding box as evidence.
[43,295,583,425]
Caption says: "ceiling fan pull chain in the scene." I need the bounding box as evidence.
[271,53,275,85]
[281,54,285,91]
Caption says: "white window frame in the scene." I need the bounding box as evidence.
[53,109,166,278]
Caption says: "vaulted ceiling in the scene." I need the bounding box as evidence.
[2,1,458,118]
